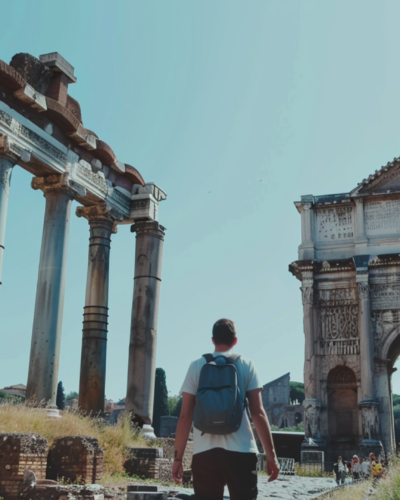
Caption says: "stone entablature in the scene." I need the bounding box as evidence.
[290,160,400,460]
[295,159,400,262]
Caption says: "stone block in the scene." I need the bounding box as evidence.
[128,485,159,491]
[0,432,48,500]
[46,436,103,484]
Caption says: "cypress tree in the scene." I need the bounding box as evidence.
[56,381,65,410]
[152,368,169,436]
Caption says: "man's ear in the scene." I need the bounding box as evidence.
[232,338,238,347]
[212,337,216,346]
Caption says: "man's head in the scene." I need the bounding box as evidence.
[338,456,342,462]
[212,318,237,348]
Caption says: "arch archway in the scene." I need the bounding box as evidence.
[383,332,400,452]
[327,366,359,439]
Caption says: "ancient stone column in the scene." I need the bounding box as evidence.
[357,272,383,453]
[357,276,374,401]
[0,155,17,290]
[26,174,79,405]
[76,204,115,414]
[299,201,315,260]
[301,271,316,399]
[126,221,166,431]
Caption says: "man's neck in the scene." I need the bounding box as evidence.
[214,344,233,352]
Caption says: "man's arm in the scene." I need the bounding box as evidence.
[248,388,279,482]
[172,392,196,482]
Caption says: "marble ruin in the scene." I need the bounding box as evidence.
[0,51,166,431]
[290,161,400,460]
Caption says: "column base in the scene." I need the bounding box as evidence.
[359,439,383,458]
[44,407,62,419]
[141,424,156,439]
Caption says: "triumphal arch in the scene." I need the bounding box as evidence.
[290,162,400,460]
[0,51,166,430]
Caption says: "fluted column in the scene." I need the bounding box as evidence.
[357,271,382,452]
[77,204,115,414]
[26,174,81,405]
[357,274,374,401]
[0,155,17,290]
[301,270,324,446]
[126,221,166,430]
[301,271,316,399]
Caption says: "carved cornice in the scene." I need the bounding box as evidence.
[32,172,86,198]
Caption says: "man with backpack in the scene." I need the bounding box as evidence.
[172,318,279,500]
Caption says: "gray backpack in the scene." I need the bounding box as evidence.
[193,353,246,435]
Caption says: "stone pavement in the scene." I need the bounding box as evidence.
[168,475,337,499]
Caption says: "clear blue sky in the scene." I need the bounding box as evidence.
[2,0,400,400]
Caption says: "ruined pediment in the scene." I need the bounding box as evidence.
[351,157,400,196]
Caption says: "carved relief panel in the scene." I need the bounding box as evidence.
[316,207,354,243]
[365,200,400,237]
[370,283,400,356]
[317,288,359,355]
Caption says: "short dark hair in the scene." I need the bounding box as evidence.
[212,319,237,345]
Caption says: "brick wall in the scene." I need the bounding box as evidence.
[46,436,103,484]
[124,439,194,483]
[0,432,48,500]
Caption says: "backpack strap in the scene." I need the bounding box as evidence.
[202,353,215,363]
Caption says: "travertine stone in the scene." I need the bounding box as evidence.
[126,221,166,426]
[26,175,81,405]
[77,204,115,413]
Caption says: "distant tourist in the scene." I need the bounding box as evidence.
[351,455,361,480]
[172,318,279,500]
[370,453,385,482]
[360,458,371,478]
[333,456,346,485]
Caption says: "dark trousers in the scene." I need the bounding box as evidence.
[192,448,258,500]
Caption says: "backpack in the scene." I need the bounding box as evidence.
[193,353,246,435]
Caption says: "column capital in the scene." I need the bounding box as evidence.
[356,270,370,299]
[131,220,166,239]
[301,286,314,306]
[76,203,123,233]
[32,173,86,198]
[0,134,30,164]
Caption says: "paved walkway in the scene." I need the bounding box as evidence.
[170,475,337,499]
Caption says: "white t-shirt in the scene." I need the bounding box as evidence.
[180,350,262,455]
[362,462,371,475]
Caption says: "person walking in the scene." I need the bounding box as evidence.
[351,455,361,480]
[360,458,371,479]
[172,318,279,500]
[333,456,346,485]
